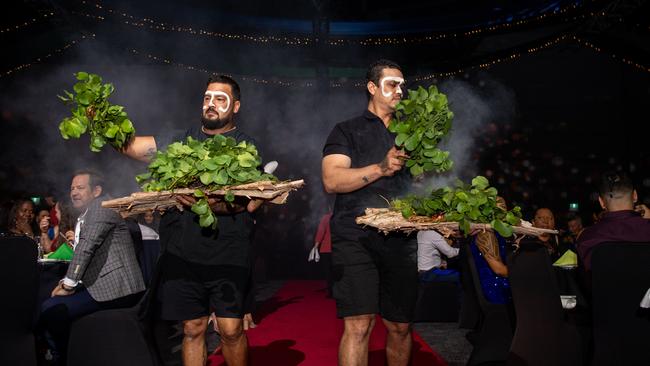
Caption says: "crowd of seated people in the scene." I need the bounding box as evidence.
[2,165,649,365]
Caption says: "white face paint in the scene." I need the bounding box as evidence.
[203,91,231,114]
[380,76,405,98]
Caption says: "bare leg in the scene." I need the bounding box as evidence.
[216,316,248,366]
[339,314,375,366]
[383,318,412,366]
[182,317,209,366]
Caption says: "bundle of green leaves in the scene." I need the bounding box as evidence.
[135,134,276,228]
[391,176,522,237]
[58,72,135,152]
[388,85,454,176]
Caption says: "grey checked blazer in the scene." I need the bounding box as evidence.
[66,198,145,302]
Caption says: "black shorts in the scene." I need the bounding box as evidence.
[331,230,418,322]
[157,253,250,321]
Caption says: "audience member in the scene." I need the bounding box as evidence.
[532,207,560,259]
[7,198,36,239]
[39,169,145,365]
[137,210,160,232]
[576,171,650,274]
[469,196,512,304]
[417,230,460,283]
[560,212,584,252]
[34,208,54,253]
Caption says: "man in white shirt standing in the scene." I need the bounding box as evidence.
[417,230,460,283]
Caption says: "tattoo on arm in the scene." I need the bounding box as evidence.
[379,157,389,174]
[475,232,501,261]
[144,147,156,159]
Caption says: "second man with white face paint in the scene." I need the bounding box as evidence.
[119,75,260,366]
[322,60,418,366]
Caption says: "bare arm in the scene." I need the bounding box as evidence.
[432,235,460,258]
[122,136,157,163]
[321,147,407,194]
[475,232,508,277]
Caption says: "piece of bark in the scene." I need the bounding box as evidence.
[102,179,304,217]
[355,208,558,237]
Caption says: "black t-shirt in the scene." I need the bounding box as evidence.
[155,125,257,267]
[323,110,413,242]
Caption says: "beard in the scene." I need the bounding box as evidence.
[201,111,231,130]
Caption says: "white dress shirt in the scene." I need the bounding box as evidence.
[62,208,88,288]
[417,230,459,271]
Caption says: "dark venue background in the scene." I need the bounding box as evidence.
[1,0,649,278]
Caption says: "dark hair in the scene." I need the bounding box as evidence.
[7,199,34,231]
[365,59,402,99]
[207,75,241,101]
[57,200,77,233]
[72,169,105,191]
[566,212,582,225]
[597,171,634,200]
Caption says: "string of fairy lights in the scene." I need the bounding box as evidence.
[571,35,650,73]
[75,0,585,46]
[0,11,55,34]
[1,1,648,81]
[126,33,576,87]
[0,34,95,78]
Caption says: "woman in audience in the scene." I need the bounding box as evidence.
[34,208,54,252]
[53,201,76,249]
[470,197,512,304]
[471,231,511,304]
[7,199,36,239]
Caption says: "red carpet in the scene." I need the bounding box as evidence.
[208,280,447,366]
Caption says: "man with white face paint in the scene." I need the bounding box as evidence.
[120,75,261,366]
[322,59,417,366]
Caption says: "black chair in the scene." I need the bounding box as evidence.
[506,241,581,366]
[414,279,460,322]
[68,306,160,366]
[590,242,650,366]
[463,239,514,366]
[0,236,39,366]
[458,240,481,330]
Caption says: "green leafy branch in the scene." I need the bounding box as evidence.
[391,176,522,237]
[58,72,135,152]
[136,134,276,228]
[388,85,454,176]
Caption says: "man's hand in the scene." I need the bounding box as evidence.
[247,199,264,213]
[51,283,75,297]
[243,313,256,330]
[378,146,408,176]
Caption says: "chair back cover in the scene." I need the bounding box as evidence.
[0,235,39,366]
[463,238,514,365]
[507,241,581,366]
[591,242,650,366]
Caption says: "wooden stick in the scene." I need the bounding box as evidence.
[102,179,305,217]
[355,208,558,236]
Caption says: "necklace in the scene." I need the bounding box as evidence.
[201,125,237,135]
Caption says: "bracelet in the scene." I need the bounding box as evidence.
[61,283,75,292]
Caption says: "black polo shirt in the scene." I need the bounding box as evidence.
[323,110,413,242]
[154,125,256,267]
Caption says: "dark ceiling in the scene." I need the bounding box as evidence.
[1,0,648,81]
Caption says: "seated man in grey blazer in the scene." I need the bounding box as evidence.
[40,169,145,365]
